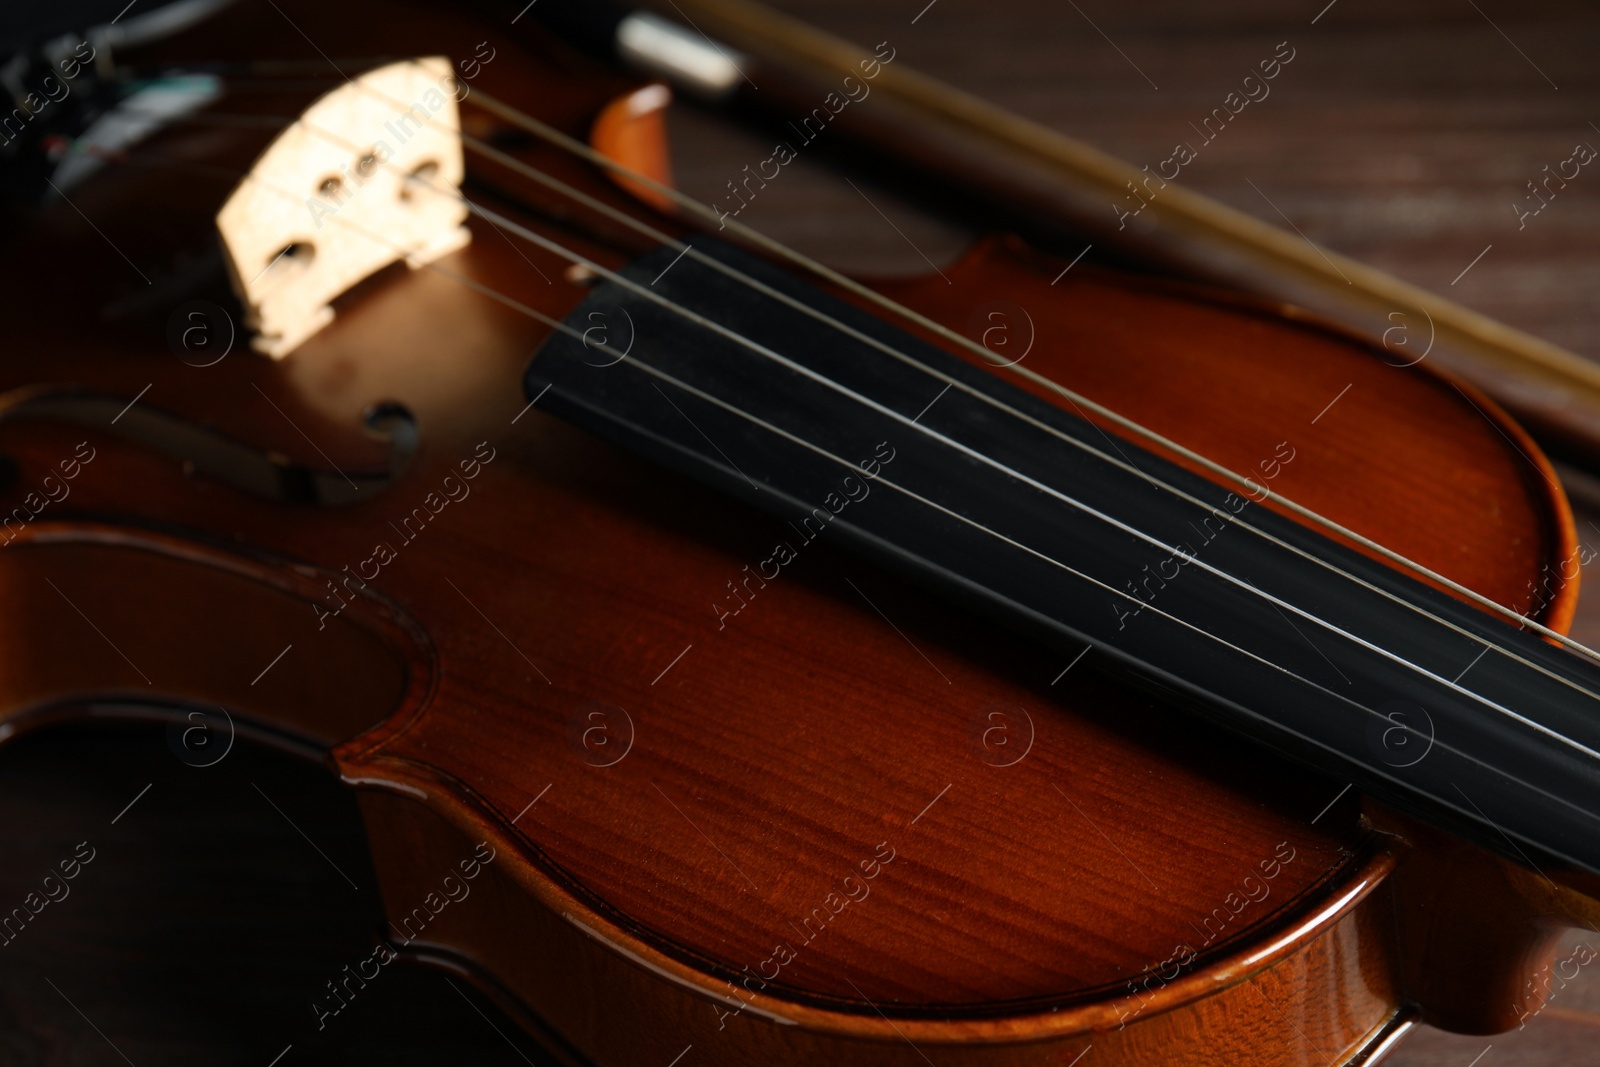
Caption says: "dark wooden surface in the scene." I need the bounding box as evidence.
[5,0,1600,1064]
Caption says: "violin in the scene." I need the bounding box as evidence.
[4,1,1599,1064]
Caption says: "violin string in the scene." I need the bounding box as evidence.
[243,74,1600,714]
[192,102,1600,763]
[459,81,1600,660]
[119,68,1600,668]
[539,322,1600,842]
[106,82,1600,744]
[447,179,1600,764]
[89,85,1600,748]
[322,69,1600,695]
[111,84,1600,711]
[342,80,1600,699]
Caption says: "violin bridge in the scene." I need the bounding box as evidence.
[215,57,471,359]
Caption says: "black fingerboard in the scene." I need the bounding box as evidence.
[527,238,1600,877]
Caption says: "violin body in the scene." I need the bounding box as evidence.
[0,1,1590,1063]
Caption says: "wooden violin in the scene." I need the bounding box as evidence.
[3,1,1600,1064]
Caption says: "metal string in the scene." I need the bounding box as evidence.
[537,317,1600,851]
[279,66,1600,708]
[91,79,1600,768]
[461,82,1599,659]
[413,84,1600,695]
[241,77,1600,728]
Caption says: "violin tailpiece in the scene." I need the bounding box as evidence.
[215,57,471,359]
